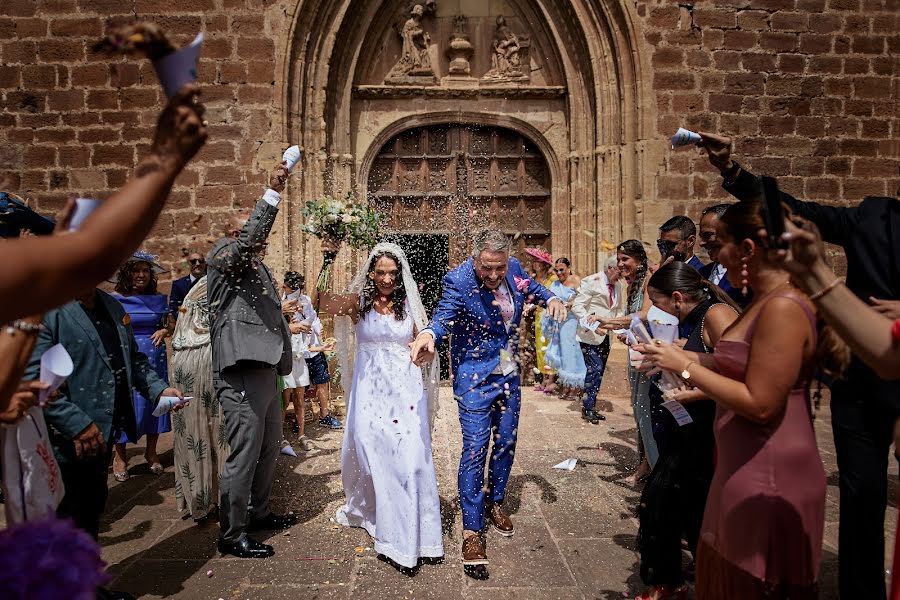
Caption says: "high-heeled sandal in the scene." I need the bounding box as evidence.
[637,584,688,600]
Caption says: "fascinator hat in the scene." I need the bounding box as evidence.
[524,247,553,265]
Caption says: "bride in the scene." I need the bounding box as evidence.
[316,240,443,569]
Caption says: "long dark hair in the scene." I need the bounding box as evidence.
[648,261,740,312]
[721,199,849,379]
[114,260,158,295]
[617,239,648,311]
[360,250,407,321]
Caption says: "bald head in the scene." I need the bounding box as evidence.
[226,211,250,238]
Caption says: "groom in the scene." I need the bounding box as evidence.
[410,230,565,571]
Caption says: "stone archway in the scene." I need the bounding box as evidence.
[365,123,552,267]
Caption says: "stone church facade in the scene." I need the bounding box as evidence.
[1,0,897,287]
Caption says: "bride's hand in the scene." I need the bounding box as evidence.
[321,236,340,253]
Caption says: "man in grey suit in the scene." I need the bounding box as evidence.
[25,288,183,600]
[207,161,296,558]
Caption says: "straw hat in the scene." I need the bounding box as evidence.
[524,247,553,265]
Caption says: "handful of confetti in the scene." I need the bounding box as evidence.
[92,22,176,61]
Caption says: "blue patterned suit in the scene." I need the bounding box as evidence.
[426,257,555,531]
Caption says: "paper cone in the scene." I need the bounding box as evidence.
[68,197,102,232]
[280,441,298,457]
[38,344,73,405]
[552,458,577,471]
[647,306,679,344]
[670,127,702,149]
[151,395,192,417]
[152,32,204,98]
[628,348,644,369]
[282,146,302,172]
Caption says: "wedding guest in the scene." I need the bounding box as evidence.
[658,216,704,271]
[410,230,565,574]
[207,162,297,559]
[320,242,443,570]
[23,287,183,600]
[111,251,173,481]
[778,216,900,600]
[169,276,229,521]
[699,131,900,598]
[698,204,751,307]
[636,262,739,600]
[0,88,205,419]
[169,251,206,318]
[571,257,625,424]
[305,301,342,431]
[525,247,557,393]
[0,86,206,325]
[543,258,585,401]
[597,240,655,481]
[638,199,848,599]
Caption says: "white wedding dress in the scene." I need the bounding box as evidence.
[335,306,443,568]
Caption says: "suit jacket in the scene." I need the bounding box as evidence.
[206,197,292,375]
[168,274,197,316]
[571,271,626,345]
[698,261,752,307]
[24,291,168,464]
[426,257,555,396]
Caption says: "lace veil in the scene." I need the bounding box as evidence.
[333,242,440,430]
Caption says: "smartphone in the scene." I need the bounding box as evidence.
[759,176,787,249]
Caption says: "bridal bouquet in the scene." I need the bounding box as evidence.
[301,192,382,290]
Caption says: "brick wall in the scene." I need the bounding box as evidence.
[0,0,897,282]
[640,0,899,243]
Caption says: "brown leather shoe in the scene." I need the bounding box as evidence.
[462,535,488,566]
[486,503,514,537]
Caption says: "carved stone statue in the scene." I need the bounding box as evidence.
[481,15,531,83]
[445,15,474,77]
[385,3,437,85]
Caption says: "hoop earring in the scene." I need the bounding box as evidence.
[740,255,750,296]
[368,272,375,280]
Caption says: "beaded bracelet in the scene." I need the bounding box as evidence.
[808,278,843,301]
[4,320,46,335]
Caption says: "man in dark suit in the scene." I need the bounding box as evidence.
[699,131,900,598]
[658,215,705,271]
[207,161,295,559]
[168,251,206,318]
[24,288,183,600]
[697,203,752,307]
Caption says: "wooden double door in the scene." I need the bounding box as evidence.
[367,124,552,267]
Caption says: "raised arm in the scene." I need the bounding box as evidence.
[697,131,856,246]
[0,86,207,323]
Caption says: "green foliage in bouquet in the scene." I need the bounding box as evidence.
[300,192,382,250]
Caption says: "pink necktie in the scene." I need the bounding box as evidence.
[494,285,514,324]
[608,283,616,306]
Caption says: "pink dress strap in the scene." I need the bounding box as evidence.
[745,291,817,347]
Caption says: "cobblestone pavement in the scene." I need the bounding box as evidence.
[85,358,895,599]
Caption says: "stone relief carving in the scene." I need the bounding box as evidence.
[385,2,437,85]
[481,15,531,83]
[445,15,474,77]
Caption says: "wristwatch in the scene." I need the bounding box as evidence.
[681,360,696,380]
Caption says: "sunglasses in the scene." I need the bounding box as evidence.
[553,267,567,273]
[656,239,678,257]
[189,258,205,265]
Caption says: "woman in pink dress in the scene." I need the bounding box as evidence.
[639,199,848,599]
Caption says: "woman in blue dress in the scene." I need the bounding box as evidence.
[542,258,586,401]
[111,251,173,481]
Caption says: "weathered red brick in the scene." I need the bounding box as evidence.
[713,50,741,71]
[771,11,809,31]
[46,89,84,111]
[49,16,101,37]
[652,47,684,68]
[72,63,108,86]
[853,76,891,98]
[743,53,778,73]
[22,64,57,88]
[808,14,842,33]
[761,32,800,52]
[92,144,135,166]
[737,10,770,30]
[16,18,49,37]
[851,35,885,54]
[723,30,758,50]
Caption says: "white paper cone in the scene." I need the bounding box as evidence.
[39,344,73,405]
[282,146,302,172]
[628,348,644,369]
[670,127,702,149]
[152,32,204,98]
[280,442,298,457]
[151,396,192,417]
[68,197,102,232]
[552,458,577,471]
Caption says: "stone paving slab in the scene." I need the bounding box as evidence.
[4,359,892,598]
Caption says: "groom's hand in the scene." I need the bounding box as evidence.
[409,332,436,366]
[546,298,567,322]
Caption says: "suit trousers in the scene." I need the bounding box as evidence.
[831,363,897,598]
[57,446,114,540]
[215,364,282,542]
[580,338,611,411]
[457,372,521,532]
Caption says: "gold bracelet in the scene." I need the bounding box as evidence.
[808,278,843,301]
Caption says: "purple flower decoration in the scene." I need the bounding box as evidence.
[0,517,110,600]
